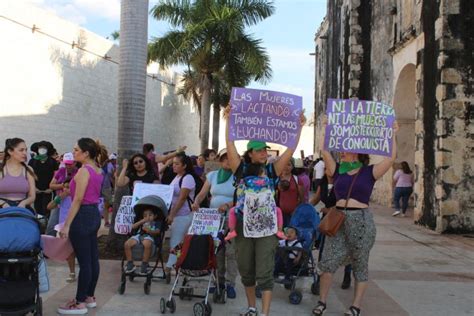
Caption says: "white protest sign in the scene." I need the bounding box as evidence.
[131,183,173,209]
[243,190,277,238]
[187,208,222,238]
[114,196,135,235]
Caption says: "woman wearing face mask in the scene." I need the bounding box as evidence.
[29,141,59,215]
[57,138,107,315]
[312,118,399,316]
[0,138,36,210]
[116,153,159,193]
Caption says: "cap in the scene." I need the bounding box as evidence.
[247,140,270,151]
[218,148,228,159]
[109,153,117,160]
[62,152,74,165]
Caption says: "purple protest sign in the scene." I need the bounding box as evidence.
[324,99,396,157]
[229,87,303,148]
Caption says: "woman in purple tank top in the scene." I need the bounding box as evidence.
[58,138,106,315]
[312,119,400,316]
[0,138,36,210]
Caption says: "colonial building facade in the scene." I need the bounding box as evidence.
[313,0,473,233]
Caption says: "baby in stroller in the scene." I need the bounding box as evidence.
[124,207,162,275]
[274,226,303,282]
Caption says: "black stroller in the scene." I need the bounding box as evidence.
[0,207,44,315]
[118,195,169,295]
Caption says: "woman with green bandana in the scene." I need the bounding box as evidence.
[191,148,238,299]
[312,118,399,316]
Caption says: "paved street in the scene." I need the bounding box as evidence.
[43,205,474,316]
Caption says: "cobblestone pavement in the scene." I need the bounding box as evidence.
[43,205,474,316]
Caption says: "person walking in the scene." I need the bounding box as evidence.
[224,106,306,316]
[58,138,106,315]
[312,118,399,316]
[392,161,414,217]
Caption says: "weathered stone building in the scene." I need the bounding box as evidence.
[313,0,473,233]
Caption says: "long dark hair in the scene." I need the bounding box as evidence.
[401,161,412,174]
[143,143,154,155]
[203,148,217,161]
[358,154,370,166]
[243,150,265,177]
[77,138,108,166]
[127,153,154,176]
[2,138,36,178]
[175,152,195,174]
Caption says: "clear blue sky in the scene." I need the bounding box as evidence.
[33,0,327,112]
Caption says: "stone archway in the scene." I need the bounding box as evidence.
[393,63,416,209]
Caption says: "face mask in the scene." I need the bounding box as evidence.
[38,147,48,155]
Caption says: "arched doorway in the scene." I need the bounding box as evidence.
[393,63,416,211]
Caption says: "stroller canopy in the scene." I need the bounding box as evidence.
[133,195,168,221]
[0,207,41,252]
[289,203,320,249]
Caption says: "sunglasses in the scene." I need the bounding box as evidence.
[133,159,145,165]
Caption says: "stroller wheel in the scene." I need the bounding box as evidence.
[167,297,176,313]
[160,297,166,314]
[255,286,262,298]
[193,302,205,316]
[144,281,151,295]
[118,282,126,295]
[204,301,212,315]
[289,290,302,305]
[311,281,320,295]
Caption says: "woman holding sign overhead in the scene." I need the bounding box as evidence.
[312,118,399,316]
[224,104,306,316]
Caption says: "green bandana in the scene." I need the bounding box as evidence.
[33,154,47,161]
[217,168,233,184]
[339,161,363,174]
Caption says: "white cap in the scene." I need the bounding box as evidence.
[62,152,74,164]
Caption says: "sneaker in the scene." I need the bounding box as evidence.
[66,273,76,283]
[125,261,135,274]
[226,285,236,299]
[392,211,401,217]
[85,296,96,308]
[240,307,258,316]
[139,262,149,275]
[57,299,87,315]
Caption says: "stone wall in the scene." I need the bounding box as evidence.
[0,2,201,155]
[313,0,473,232]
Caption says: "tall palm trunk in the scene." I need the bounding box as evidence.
[109,0,149,249]
[212,103,220,150]
[200,74,212,152]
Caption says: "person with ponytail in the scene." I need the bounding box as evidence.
[0,138,36,210]
[57,138,105,315]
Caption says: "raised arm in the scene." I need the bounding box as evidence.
[274,112,307,176]
[116,159,130,187]
[320,116,337,176]
[373,121,399,180]
[224,106,241,173]
[155,146,187,164]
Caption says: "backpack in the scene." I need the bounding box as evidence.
[232,163,279,217]
[178,173,208,209]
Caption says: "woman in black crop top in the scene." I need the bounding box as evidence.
[312,119,399,316]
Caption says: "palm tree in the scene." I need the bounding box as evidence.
[149,0,274,153]
[109,0,149,249]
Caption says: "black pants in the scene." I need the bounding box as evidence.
[34,192,53,216]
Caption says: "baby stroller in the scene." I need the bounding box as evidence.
[275,203,320,304]
[0,207,44,315]
[160,211,224,316]
[118,195,169,295]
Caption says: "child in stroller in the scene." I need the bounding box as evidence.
[118,195,168,295]
[274,226,303,283]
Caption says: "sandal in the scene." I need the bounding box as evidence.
[312,301,326,315]
[66,272,76,283]
[344,306,361,316]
